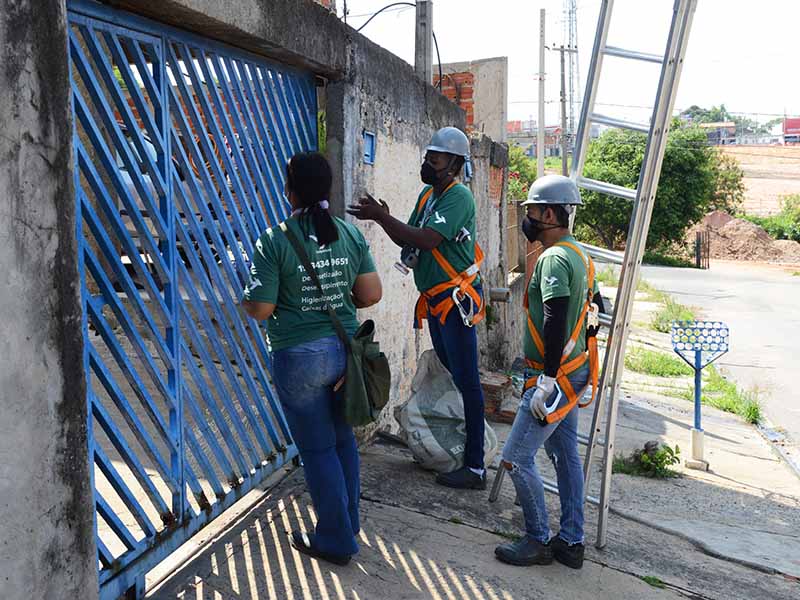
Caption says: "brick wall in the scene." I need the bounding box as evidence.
[433,71,475,130]
[489,165,504,208]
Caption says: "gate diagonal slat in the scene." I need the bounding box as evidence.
[68,2,312,595]
[70,28,170,246]
[80,190,173,367]
[165,43,255,271]
[83,24,168,201]
[173,213,284,449]
[89,346,176,490]
[220,55,290,226]
[72,87,171,288]
[76,144,171,322]
[179,46,266,238]
[195,48,276,234]
[168,129,293,442]
[92,393,171,517]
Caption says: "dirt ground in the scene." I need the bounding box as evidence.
[721,146,800,215]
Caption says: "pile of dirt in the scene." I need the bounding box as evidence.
[691,210,800,264]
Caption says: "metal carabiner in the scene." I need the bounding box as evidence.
[452,287,475,327]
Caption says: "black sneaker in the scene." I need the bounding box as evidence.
[495,537,553,566]
[290,531,352,566]
[435,466,486,490]
[550,535,584,569]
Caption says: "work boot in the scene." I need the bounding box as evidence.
[290,531,352,566]
[494,536,553,566]
[550,535,584,569]
[435,466,486,490]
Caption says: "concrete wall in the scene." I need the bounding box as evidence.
[325,31,470,433]
[436,57,508,142]
[0,1,98,598]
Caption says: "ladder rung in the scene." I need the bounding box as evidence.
[543,478,600,506]
[599,312,612,327]
[603,45,663,64]
[590,113,650,134]
[580,242,624,265]
[577,176,637,201]
[578,433,606,447]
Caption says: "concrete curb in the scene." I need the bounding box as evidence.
[755,417,800,483]
[608,506,791,580]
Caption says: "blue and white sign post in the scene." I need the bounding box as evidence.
[671,320,730,471]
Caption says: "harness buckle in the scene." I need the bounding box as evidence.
[587,302,600,329]
[452,287,475,327]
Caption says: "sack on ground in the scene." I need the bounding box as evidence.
[394,349,498,473]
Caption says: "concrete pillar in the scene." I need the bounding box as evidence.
[0,1,98,598]
[414,0,433,84]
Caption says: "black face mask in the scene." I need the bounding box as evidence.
[420,156,455,186]
[522,216,558,243]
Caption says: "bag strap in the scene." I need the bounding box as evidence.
[280,221,350,346]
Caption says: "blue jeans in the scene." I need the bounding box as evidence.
[427,285,485,470]
[501,366,589,545]
[272,335,360,556]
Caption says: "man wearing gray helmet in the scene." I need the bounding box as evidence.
[348,127,487,490]
[495,175,604,570]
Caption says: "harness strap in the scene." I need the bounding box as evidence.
[412,185,485,329]
[522,239,599,424]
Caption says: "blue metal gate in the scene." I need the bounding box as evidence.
[67,1,316,596]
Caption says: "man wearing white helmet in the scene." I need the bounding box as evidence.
[348,126,487,490]
[494,174,604,570]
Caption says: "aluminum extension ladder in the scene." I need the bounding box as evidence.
[489,0,698,549]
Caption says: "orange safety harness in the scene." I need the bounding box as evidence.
[411,184,486,329]
[523,240,599,424]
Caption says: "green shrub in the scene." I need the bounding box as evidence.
[613,443,681,478]
[742,194,800,242]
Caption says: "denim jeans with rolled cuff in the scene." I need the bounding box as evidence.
[501,366,589,545]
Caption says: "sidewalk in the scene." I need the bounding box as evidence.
[149,290,800,599]
[149,393,800,600]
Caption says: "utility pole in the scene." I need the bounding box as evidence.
[537,8,546,178]
[415,1,433,84]
[559,46,568,175]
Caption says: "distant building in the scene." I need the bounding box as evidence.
[698,121,736,145]
[506,120,562,157]
[784,118,800,145]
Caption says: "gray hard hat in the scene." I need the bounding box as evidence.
[426,127,470,159]
[521,174,583,207]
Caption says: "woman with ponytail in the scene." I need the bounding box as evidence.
[241,152,382,565]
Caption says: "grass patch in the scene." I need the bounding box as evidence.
[612,442,681,479]
[679,366,762,425]
[650,296,695,333]
[449,516,464,525]
[643,251,696,269]
[637,279,668,303]
[596,265,620,287]
[793,271,800,277]
[641,575,666,589]
[624,347,692,377]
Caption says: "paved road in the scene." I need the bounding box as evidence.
[640,261,799,444]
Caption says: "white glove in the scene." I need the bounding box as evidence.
[531,375,557,420]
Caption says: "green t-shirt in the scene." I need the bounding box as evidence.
[407,183,480,292]
[524,235,598,369]
[243,216,377,352]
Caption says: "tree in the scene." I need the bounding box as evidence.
[710,151,745,214]
[679,104,775,136]
[575,125,717,250]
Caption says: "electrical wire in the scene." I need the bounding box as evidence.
[354,1,442,90]
[356,2,416,33]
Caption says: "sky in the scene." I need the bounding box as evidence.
[336,0,800,128]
